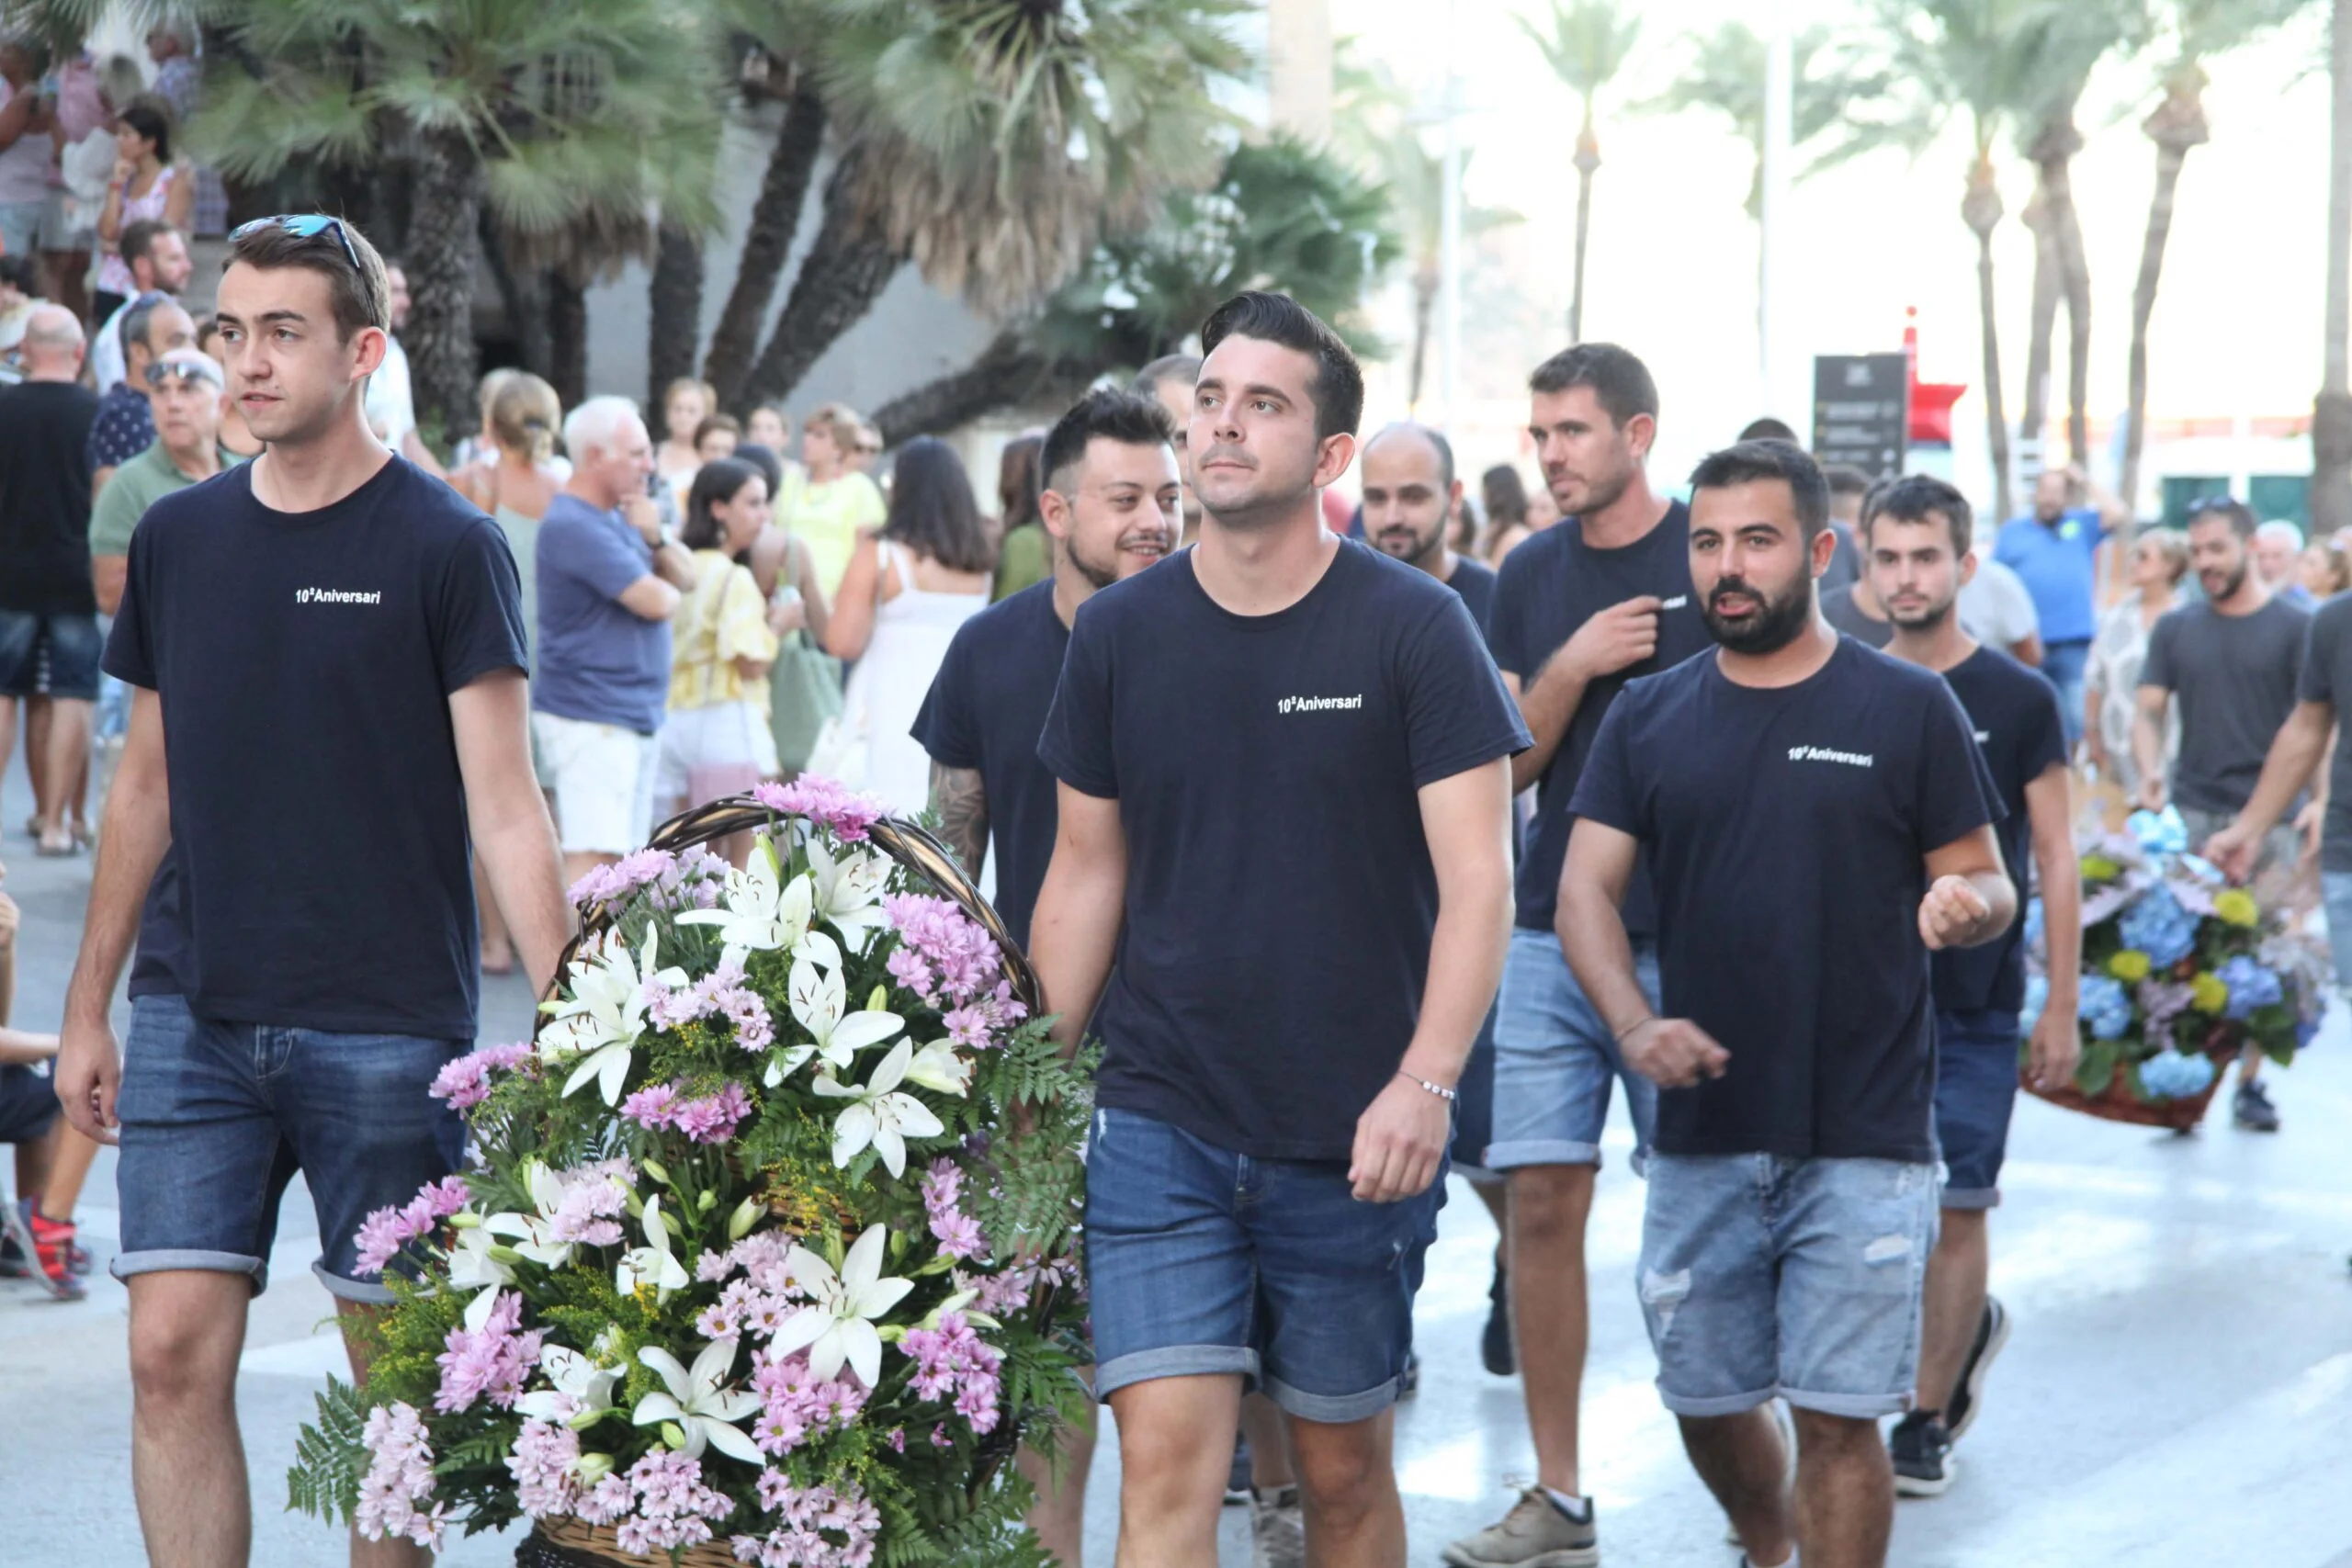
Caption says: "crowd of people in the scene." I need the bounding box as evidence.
[0,178,2343,1568]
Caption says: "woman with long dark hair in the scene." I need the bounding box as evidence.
[991,432,1048,600]
[656,457,782,833]
[821,436,994,811]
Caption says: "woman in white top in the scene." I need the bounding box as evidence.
[2085,526,2190,799]
[823,436,994,815]
[94,100,188,310]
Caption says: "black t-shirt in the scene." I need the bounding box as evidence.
[1931,648,2068,1014]
[2297,596,2352,873]
[1038,541,1531,1160]
[0,381,101,615]
[105,457,527,1039]
[1444,554,1498,633]
[1570,637,2001,1161]
[910,580,1068,953]
[1820,582,1894,649]
[1487,503,1711,935]
[2139,596,2309,815]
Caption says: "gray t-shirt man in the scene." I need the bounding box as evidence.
[2139,595,2310,816]
[2297,597,2352,873]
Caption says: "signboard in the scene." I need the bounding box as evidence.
[1812,354,1909,479]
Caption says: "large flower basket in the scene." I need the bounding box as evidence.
[2020,808,2325,1132]
[287,778,1093,1568]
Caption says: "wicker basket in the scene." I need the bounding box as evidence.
[520,1517,743,1568]
[2019,1035,2237,1133]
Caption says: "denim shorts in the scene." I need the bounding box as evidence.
[1083,1106,1444,1424]
[1487,927,1659,1171]
[1637,1153,1938,1419]
[1450,1004,1498,1181]
[112,994,468,1302]
[2325,872,2352,989]
[0,1063,62,1145]
[0,610,103,701]
[1934,1008,2021,1209]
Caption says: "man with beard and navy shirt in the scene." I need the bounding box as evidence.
[911,385,1181,1568]
[1561,439,2012,1568]
[1032,291,1526,1568]
[1868,474,2079,1501]
[1447,344,1713,1568]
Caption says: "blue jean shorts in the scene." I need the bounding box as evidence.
[1934,1008,2021,1209]
[0,1063,62,1145]
[1637,1154,1938,1419]
[0,610,103,701]
[112,994,468,1302]
[1450,1004,1498,1181]
[1487,927,1659,1171]
[1083,1106,1444,1424]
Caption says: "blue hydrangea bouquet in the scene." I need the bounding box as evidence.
[2022,808,2327,1130]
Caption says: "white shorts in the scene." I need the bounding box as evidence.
[533,712,659,856]
[655,701,781,807]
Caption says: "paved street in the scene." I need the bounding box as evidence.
[2,759,2349,1567]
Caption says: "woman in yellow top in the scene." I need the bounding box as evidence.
[786,402,888,596]
[657,457,781,825]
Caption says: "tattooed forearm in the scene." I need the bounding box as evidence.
[930,762,989,878]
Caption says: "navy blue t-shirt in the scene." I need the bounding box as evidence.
[910,580,1068,953]
[1487,503,1711,936]
[1570,637,2003,1161]
[1444,554,1498,633]
[1039,541,1531,1160]
[1932,648,2067,1015]
[105,457,527,1039]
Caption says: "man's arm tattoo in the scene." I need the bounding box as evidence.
[930,761,989,878]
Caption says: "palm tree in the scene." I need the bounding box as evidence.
[729,0,1250,411]
[182,0,724,439]
[1520,0,1642,344]
[2119,0,2304,517]
[2319,0,2352,537]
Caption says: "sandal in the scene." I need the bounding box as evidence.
[34,834,78,858]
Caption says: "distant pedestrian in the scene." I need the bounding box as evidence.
[654,378,713,502]
[87,290,195,493]
[2083,528,2188,797]
[363,259,446,476]
[692,411,740,466]
[785,402,887,597]
[90,99,188,321]
[1131,353,1205,547]
[87,219,191,394]
[658,456,780,822]
[990,432,1049,601]
[745,401,791,454]
[2256,520,2313,609]
[1993,463,2131,744]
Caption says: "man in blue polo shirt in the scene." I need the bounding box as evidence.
[1992,464,2129,744]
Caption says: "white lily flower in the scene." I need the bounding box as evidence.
[768,951,902,1086]
[616,1195,689,1303]
[445,1225,516,1331]
[770,1228,915,1387]
[482,1160,584,1269]
[809,836,894,952]
[676,840,816,972]
[546,927,688,1104]
[514,1343,622,1425]
[630,1338,764,1464]
[812,1040,945,1178]
[902,1039,974,1098]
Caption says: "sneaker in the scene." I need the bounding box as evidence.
[2234,1079,2281,1132]
[1442,1487,1599,1568]
[1889,1411,1954,1497]
[1481,1262,1516,1376]
[2,1197,85,1302]
[1224,1434,1252,1506]
[1250,1484,1306,1568]
[1943,1296,2010,1441]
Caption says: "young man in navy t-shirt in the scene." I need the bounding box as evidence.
[1562,440,2012,1568]
[1869,474,2079,1497]
[1033,292,1527,1564]
[54,215,570,1565]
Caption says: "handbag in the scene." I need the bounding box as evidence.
[768,625,844,778]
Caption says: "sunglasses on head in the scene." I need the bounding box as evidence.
[2187,493,2237,513]
[230,213,363,271]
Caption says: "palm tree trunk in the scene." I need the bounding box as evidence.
[405,128,484,448]
[2018,185,2060,478]
[2317,0,2352,538]
[868,329,1071,446]
[549,269,588,411]
[1964,154,2012,521]
[648,224,706,414]
[2121,87,2211,522]
[740,150,908,410]
[2055,180,2093,468]
[1408,271,1435,414]
[1568,117,1600,344]
[702,81,827,410]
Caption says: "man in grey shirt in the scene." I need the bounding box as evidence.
[2137,498,2308,1132]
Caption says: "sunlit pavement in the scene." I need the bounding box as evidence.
[4,761,2348,1565]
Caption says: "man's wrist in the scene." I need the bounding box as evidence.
[1395,1045,1463,1090]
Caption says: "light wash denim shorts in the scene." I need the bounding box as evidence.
[1485,927,1659,1172]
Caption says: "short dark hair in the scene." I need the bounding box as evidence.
[1364,423,1456,492]
[119,218,176,271]
[1199,290,1363,443]
[882,435,995,575]
[731,443,786,506]
[1130,353,1203,398]
[681,457,765,551]
[1041,389,1177,493]
[1736,415,1799,444]
[2187,496,2257,539]
[1528,343,1659,429]
[118,100,171,164]
[692,412,741,447]
[119,290,170,361]
[1862,473,1974,558]
[1688,439,1829,537]
[223,215,391,344]
[1822,463,1871,500]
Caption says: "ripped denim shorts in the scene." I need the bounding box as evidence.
[1635,1153,1938,1419]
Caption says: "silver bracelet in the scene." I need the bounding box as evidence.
[1396,1070,1458,1102]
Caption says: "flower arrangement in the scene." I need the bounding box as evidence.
[288,781,1093,1567]
[2024,807,2325,1127]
